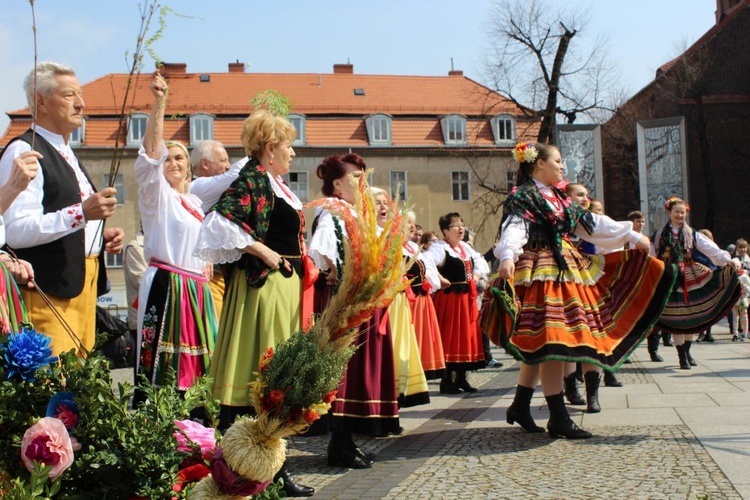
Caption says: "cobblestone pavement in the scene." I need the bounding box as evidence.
[111,324,750,499]
[281,328,749,499]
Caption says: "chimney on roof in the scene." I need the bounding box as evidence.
[157,62,187,75]
[449,70,463,77]
[333,63,354,74]
[228,61,246,73]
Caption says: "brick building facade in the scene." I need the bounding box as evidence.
[600,0,750,245]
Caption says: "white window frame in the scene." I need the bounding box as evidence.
[127,113,148,147]
[69,120,85,146]
[288,114,306,146]
[451,171,471,201]
[282,171,308,202]
[105,251,123,269]
[189,113,214,146]
[389,171,407,201]
[492,115,516,145]
[441,115,467,145]
[102,173,125,205]
[365,114,392,145]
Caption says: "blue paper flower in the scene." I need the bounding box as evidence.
[1,327,58,382]
[46,391,79,430]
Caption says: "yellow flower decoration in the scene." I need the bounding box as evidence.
[514,143,538,164]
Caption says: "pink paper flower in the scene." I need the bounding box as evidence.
[173,419,216,460]
[21,417,76,479]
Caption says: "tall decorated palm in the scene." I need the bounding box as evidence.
[190,174,410,499]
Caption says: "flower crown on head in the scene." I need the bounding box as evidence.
[664,196,690,212]
[514,142,538,164]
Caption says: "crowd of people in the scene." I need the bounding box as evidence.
[0,62,743,497]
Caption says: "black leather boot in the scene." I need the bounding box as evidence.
[584,371,601,413]
[676,345,691,369]
[703,329,715,342]
[506,385,544,433]
[439,372,460,394]
[545,392,592,439]
[603,371,623,387]
[575,362,584,383]
[662,332,673,347]
[564,374,585,405]
[684,341,698,366]
[327,436,372,469]
[274,463,315,497]
[455,370,477,393]
[647,332,663,362]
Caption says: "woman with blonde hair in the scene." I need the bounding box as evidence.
[194,108,314,496]
[135,72,217,395]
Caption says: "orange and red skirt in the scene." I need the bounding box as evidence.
[408,292,446,380]
[483,243,676,370]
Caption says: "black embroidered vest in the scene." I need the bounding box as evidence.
[1,130,108,298]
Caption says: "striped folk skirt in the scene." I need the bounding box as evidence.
[138,259,217,391]
[483,246,677,370]
[657,264,740,334]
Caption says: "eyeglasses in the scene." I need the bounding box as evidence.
[448,224,465,229]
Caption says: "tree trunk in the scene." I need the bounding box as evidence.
[537,25,576,144]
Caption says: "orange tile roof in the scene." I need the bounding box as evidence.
[2,66,532,148]
[7,69,520,117]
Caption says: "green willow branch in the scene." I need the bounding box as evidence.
[29,0,38,151]
[107,1,164,187]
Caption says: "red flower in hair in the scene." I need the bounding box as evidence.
[664,196,690,212]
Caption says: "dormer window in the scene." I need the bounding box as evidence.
[127,113,148,147]
[441,115,466,145]
[190,113,214,145]
[491,114,516,145]
[69,120,85,146]
[288,114,306,146]
[365,114,392,146]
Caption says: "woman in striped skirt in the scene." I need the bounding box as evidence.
[490,142,677,439]
[135,72,217,393]
[651,196,739,369]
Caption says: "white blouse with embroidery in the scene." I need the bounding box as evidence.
[403,240,442,291]
[193,170,303,265]
[494,179,641,263]
[135,143,206,273]
[424,239,490,278]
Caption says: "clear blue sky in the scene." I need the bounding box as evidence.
[0,0,716,133]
